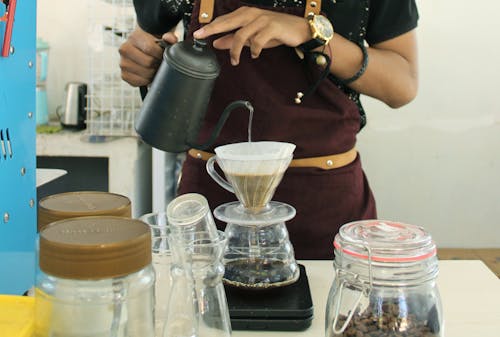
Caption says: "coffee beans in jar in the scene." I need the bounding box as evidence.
[325,221,443,337]
[331,298,440,337]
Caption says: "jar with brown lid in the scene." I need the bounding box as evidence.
[37,191,131,232]
[34,216,155,337]
[325,220,443,337]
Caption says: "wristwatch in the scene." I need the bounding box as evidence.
[298,13,334,53]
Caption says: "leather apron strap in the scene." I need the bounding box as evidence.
[305,0,321,16]
[199,0,215,23]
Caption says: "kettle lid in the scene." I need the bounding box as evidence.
[165,39,220,79]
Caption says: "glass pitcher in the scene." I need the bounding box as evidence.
[325,220,443,337]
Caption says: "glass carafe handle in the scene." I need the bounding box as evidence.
[206,157,234,194]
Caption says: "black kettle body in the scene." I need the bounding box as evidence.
[135,39,253,153]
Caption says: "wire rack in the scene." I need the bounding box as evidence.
[86,0,141,136]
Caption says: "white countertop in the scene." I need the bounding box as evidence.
[36,168,67,187]
[233,260,500,337]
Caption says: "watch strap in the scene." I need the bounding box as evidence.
[298,38,325,53]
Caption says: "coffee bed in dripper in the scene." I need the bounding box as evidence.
[206,141,314,330]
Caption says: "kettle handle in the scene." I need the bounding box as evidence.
[190,100,254,150]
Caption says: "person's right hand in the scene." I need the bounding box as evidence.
[119,26,178,87]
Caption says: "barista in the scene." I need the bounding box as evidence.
[119,0,419,259]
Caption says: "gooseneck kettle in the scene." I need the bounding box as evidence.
[135,38,253,153]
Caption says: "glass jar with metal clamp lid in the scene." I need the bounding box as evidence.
[325,220,443,337]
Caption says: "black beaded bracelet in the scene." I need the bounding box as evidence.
[338,42,369,85]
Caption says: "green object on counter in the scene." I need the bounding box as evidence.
[36,124,62,134]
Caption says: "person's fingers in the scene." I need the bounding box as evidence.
[161,32,178,45]
[212,34,235,50]
[121,70,151,87]
[250,22,281,58]
[193,6,258,39]
[246,17,279,58]
[119,42,161,69]
[119,52,158,86]
[128,32,164,60]
[119,56,157,79]
[227,19,267,65]
[249,31,272,59]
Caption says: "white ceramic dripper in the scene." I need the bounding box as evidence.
[206,141,295,213]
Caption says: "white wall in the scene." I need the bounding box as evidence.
[37,0,500,248]
[357,0,500,247]
[37,0,90,116]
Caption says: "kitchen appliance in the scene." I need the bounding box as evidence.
[59,82,87,129]
[135,38,253,153]
[206,141,313,330]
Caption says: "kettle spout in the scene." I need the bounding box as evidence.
[191,100,254,150]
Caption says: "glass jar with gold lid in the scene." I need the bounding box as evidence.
[35,216,154,337]
[37,191,131,232]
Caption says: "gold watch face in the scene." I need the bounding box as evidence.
[312,15,334,42]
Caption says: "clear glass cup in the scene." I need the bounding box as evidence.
[140,212,171,337]
[164,230,231,337]
[325,220,443,337]
[166,193,219,241]
[164,193,230,337]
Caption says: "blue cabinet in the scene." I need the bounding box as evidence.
[0,0,37,294]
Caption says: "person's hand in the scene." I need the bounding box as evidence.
[193,6,310,65]
[119,26,178,86]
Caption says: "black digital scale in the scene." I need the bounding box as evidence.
[224,264,314,331]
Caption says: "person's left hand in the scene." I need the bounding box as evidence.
[193,6,310,65]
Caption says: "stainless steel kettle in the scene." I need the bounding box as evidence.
[59,82,87,129]
[135,39,253,153]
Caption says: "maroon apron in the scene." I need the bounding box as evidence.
[178,0,377,259]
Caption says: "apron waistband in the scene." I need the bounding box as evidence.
[188,147,357,170]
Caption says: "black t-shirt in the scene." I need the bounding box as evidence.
[134,0,418,44]
[133,0,419,128]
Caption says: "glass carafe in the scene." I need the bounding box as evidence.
[207,141,300,289]
[325,220,443,337]
[215,202,299,289]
